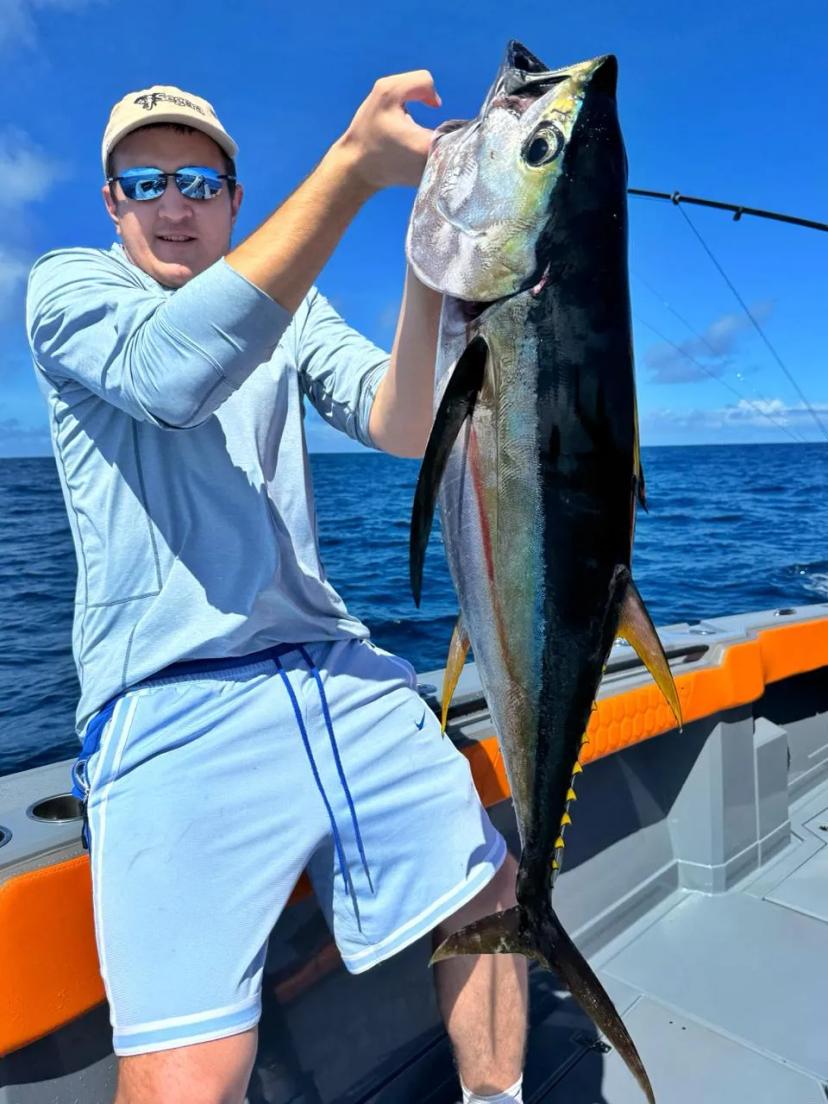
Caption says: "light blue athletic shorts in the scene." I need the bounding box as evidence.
[70,639,507,1056]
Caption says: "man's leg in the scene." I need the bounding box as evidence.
[301,639,527,1096]
[433,853,528,1098]
[80,654,333,1104]
[114,1028,258,1104]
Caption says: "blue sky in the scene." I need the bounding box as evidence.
[1,0,826,456]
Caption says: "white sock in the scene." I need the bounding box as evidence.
[461,1076,523,1104]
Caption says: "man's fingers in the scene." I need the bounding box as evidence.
[375,69,442,110]
[402,115,437,157]
[343,68,443,189]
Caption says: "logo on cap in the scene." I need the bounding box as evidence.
[133,92,215,117]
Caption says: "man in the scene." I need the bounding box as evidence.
[25,78,528,1104]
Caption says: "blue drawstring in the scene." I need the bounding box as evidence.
[297,646,373,894]
[71,695,120,851]
[272,654,368,917]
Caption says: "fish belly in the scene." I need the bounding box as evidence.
[436,297,544,844]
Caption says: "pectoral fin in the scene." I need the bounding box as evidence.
[409,336,488,606]
[440,613,470,732]
[619,575,682,728]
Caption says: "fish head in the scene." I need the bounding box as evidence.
[406,42,620,303]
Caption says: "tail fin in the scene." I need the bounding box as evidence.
[432,905,655,1104]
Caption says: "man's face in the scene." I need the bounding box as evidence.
[102,126,243,288]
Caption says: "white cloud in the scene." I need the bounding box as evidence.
[0,246,31,299]
[0,244,35,322]
[0,130,69,318]
[0,0,104,52]
[642,398,828,443]
[0,128,67,212]
[642,302,774,384]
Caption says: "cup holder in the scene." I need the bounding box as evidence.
[26,794,84,824]
[0,826,10,848]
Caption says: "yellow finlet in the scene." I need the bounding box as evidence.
[551,858,560,870]
[560,812,572,826]
[554,836,565,849]
[618,575,683,729]
[566,788,577,801]
[439,613,471,733]
[572,761,583,774]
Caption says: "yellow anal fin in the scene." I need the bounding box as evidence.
[618,576,682,729]
[440,613,470,733]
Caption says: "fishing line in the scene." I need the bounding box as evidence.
[675,204,828,442]
[631,271,807,444]
[633,313,805,444]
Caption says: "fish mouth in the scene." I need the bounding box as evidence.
[449,292,512,324]
[448,259,548,320]
[455,297,491,323]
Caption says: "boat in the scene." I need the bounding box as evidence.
[2,602,827,1102]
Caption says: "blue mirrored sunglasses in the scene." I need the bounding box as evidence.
[107,165,235,201]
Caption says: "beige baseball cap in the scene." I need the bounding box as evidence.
[102,85,238,175]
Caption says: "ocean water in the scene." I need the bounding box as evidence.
[1,444,827,777]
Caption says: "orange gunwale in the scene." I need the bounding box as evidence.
[2,614,827,1056]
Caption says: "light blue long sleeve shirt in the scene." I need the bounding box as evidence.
[26,243,390,734]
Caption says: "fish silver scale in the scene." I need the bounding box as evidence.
[436,296,544,844]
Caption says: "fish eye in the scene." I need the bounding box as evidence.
[522,123,564,168]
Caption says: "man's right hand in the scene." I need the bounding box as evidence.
[226,69,442,312]
[337,70,442,192]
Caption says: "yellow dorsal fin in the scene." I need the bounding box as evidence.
[439,613,471,733]
[618,574,683,729]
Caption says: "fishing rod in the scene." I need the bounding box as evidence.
[629,189,828,234]
[631,186,828,442]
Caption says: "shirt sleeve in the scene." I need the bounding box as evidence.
[292,288,390,449]
[25,248,292,429]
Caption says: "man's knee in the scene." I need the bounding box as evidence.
[114,1028,257,1104]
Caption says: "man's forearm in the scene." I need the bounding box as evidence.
[369,265,442,458]
[225,138,375,313]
